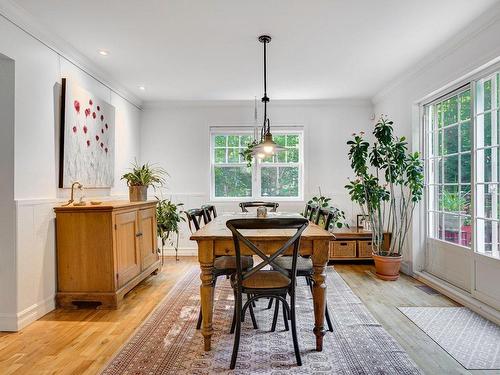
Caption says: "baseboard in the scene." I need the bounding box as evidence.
[159,247,198,256]
[414,271,500,325]
[0,296,56,332]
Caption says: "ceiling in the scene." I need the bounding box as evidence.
[12,0,500,101]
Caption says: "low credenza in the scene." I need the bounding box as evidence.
[54,200,160,309]
[329,228,391,260]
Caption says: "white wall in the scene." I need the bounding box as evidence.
[373,6,500,310]
[0,54,16,326]
[141,99,374,252]
[0,15,142,330]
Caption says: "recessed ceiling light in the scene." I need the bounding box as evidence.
[98,49,109,56]
[138,86,146,91]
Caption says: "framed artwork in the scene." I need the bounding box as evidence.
[59,78,115,188]
[356,214,371,230]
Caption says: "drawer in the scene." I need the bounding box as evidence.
[330,241,356,258]
[358,240,374,258]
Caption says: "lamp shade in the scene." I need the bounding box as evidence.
[251,133,285,157]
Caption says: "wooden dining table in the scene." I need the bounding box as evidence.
[190,212,335,352]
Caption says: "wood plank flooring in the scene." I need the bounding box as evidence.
[0,258,497,374]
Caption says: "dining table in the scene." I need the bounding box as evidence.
[190,212,335,352]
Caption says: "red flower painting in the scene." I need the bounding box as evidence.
[62,80,115,188]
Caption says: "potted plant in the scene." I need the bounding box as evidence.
[121,160,167,202]
[156,197,185,262]
[345,116,424,280]
[240,139,259,167]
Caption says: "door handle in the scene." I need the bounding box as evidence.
[136,232,143,237]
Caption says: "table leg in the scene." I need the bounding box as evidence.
[311,239,329,351]
[198,240,215,351]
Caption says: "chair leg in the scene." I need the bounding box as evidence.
[230,290,237,334]
[248,300,258,329]
[282,299,289,331]
[230,292,242,370]
[325,302,334,332]
[270,298,279,332]
[196,308,202,330]
[289,293,302,366]
[267,297,274,309]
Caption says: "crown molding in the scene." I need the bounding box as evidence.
[0,0,143,109]
[143,98,373,110]
[372,2,500,105]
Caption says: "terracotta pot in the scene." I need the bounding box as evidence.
[129,185,148,202]
[372,253,402,281]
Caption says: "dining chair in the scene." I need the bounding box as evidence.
[314,207,335,230]
[201,204,217,222]
[269,207,335,333]
[185,208,256,331]
[239,201,279,212]
[303,203,319,221]
[226,217,308,369]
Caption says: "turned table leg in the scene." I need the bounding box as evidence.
[198,240,215,351]
[311,239,329,351]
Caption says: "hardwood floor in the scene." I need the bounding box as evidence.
[0,258,497,374]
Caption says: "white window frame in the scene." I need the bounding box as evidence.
[422,64,500,260]
[209,126,304,201]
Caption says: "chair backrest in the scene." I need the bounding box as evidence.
[185,208,208,233]
[239,201,279,213]
[226,218,308,291]
[202,204,217,222]
[314,207,335,230]
[304,203,319,221]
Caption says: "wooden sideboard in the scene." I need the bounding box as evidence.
[329,228,391,260]
[54,200,160,309]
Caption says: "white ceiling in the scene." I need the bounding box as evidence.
[12,0,500,101]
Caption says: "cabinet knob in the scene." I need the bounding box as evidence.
[136,232,143,237]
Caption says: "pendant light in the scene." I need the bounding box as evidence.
[252,35,285,157]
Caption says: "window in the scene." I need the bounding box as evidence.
[211,127,303,200]
[424,71,500,258]
[475,73,500,257]
[425,88,472,247]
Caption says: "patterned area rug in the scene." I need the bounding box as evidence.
[399,306,500,370]
[101,267,422,374]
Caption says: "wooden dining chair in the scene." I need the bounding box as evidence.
[270,207,335,332]
[185,208,256,331]
[239,201,279,212]
[201,204,217,222]
[226,217,308,369]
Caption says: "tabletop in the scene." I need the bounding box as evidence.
[190,212,335,241]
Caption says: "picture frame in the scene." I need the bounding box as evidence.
[59,78,116,188]
[356,214,371,230]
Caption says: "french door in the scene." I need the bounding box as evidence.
[424,71,500,309]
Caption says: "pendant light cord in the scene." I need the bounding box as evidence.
[262,39,270,135]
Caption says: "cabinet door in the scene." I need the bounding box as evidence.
[115,210,141,288]
[139,207,158,270]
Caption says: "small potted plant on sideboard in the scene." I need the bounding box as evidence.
[345,116,424,280]
[121,160,167,202]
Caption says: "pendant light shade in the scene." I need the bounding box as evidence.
[251,35,285,157]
